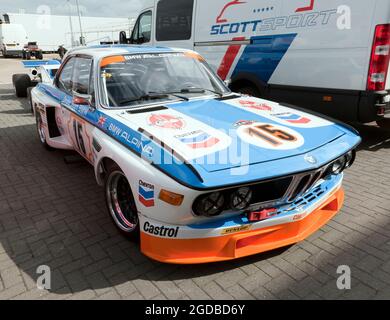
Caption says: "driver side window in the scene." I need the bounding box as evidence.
[132,11,152,44]
[57,57,75,93]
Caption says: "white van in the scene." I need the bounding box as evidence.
[119,0,390,126]
[0,23,28,58]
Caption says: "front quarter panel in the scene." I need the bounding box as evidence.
[92,128,204,226]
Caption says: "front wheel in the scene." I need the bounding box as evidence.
[105,164,140,240]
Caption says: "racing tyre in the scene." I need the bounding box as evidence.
[237,86,260,97]
[13,74,31,98]
[104,163,140,240]
[377,118,390,130]
[35,112,53,150]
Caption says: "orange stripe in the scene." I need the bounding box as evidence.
[100,55,125,67]
[140,188,344,264]
[184,51,205,61]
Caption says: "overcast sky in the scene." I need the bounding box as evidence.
[1,0,145,18]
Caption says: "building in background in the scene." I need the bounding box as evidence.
[0,13,136,52]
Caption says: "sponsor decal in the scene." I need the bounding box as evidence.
[124,53,184,60]
[233,120,256,128]
[271,112,311,124]
[216,0,246,23]
[97,116,107,127]
[175,130,220,149]
[239,100,273,111]
[221,224,251,235]
[108,123,154,157]
[210,1,337,35]
[148,114,185,130]
[237,122,305,150]
[143,221,179,238]
[138,180,155,207]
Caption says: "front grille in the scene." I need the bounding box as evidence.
[242,166,330,212]
[285,168,328,204]
[250,176,293,204]
[192,165,333,217]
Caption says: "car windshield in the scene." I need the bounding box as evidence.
[99,52,230,108]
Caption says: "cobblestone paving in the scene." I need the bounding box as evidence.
[1,84,390,300]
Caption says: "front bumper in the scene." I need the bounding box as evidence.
[140,176,344,264]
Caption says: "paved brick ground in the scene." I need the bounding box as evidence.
[1,83,390,300]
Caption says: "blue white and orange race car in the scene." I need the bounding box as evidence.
[30,45,361,264]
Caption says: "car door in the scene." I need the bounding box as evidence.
[57,55,96,164]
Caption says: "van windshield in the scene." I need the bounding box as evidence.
[99,52,230,108]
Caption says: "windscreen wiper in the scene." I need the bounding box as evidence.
[119,92,187,106]
[177,87,223,98]
[119,93,170,106]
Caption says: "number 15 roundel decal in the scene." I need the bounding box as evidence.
[237,123,304,150]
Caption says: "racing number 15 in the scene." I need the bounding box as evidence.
[73,119,86,155]
[249,124,297,146]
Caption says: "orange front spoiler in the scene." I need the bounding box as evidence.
[141,188,344,264]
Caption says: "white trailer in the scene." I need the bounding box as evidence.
[0,23,28,57]
[2,13,134,52]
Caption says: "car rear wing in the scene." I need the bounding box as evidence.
[21,60,61,69]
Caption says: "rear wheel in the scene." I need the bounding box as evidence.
[37,51,43,60]
[13,74,31,97]
[377,118,390,130]
[105,163,140,240]
[35,112,53,150]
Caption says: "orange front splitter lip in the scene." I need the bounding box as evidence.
[141,188,344,264]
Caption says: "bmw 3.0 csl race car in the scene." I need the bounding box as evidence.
[30,45,361,264]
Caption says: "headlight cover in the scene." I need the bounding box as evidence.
[193,192,225,217]
[230,187,252,211]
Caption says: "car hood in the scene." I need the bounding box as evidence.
[114,96,345,173]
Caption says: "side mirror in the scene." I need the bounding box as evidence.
[72,92,93,106]
[119,31,128,44]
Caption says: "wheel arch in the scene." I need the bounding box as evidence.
[230,72,267,97]
[95,156,119,186]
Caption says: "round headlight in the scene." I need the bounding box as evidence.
[330,157,347,175]
[230,187,252,210]
[193,192,225,217]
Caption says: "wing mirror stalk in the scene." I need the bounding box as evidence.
[72,92,93,106]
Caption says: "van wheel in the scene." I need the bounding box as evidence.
[37,51,43,60]
[105,163,140,240]
[13,74,31,97]
[377,119,390,130]
[237,86,260,97]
